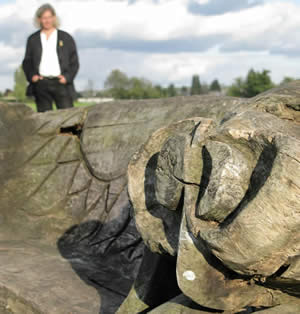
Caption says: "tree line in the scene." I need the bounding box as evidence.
[7,66,298,102]
[95,69,298,100]
[98,69,222,99]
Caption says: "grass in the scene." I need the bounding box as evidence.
[24,100,95,111]
[0,97,96,111]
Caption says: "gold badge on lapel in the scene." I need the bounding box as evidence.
[59,40,63,47]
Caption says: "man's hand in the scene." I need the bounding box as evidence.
[32,75,42,83]
[58,75,67,84]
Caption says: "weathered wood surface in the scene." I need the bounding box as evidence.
[0,81,299,313]
[125,82,300,313]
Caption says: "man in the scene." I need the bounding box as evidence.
[22,4,79,112]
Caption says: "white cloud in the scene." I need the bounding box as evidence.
[139,49,300,86]
[1,0,300,91]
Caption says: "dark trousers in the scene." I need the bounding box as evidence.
[34,78,74,112]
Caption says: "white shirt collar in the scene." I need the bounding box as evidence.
[40,28,58,40]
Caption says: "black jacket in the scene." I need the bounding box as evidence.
[22,29,79,100]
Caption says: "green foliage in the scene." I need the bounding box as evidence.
[167,83,177,97]
[128,77,159,99]
[104,69,130,99]
[103,70,226,99]
[104,69,169,99]
[180,86,189,96]
[104,69,130,90]
[24,100,95,112]
[210,79,221,92]
[280,76,296,85]
[151,85,165,98]
[227,77,246,97]
[227,69,275,98]
[154,85,168,98]
[191,75,202,95]
[245,69,274,97]
[14,66,27,102]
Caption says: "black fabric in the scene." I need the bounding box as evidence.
[34,79,73,112]
[57,204,145,314]
[22,29,79,101]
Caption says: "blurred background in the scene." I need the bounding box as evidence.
[0,0,299,108]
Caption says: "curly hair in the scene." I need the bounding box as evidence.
[34,3,60,29]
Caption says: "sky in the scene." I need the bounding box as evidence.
[0,0,300,91]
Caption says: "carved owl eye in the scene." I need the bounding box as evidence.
[128,105,300,312]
